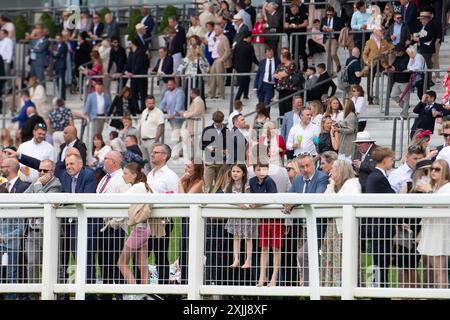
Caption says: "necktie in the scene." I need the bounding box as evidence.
[304,179,310,193]
[268,59,273,83]
[328,18,331,27]
[99,174,111,193]
[71,177,77,193]
[4,182,10,192]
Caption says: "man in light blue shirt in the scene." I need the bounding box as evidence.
[351,1,371,51]
[158,78,185,129]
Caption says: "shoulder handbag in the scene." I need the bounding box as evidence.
[128,186,153,226]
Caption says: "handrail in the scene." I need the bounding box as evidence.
[2,193,450,300]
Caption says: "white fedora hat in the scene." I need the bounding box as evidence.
[353,131,375,143]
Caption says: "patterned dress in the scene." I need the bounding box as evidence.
[224,184,258,239]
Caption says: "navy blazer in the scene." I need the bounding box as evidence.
[306,71,337,101]
[53,42,68,70]
[320,15,343,42]
[402,3,419,33]
[289,170,329,194]
[417,21,437,54]
[141,15,154,39]
[60,168,97,193]
[58,139,87,166]
[365,169,395,194]
[91,23,104,39]
[1,179,30,193]
[126,47,149,75]
[411,102,448,134]
[152,56,174,83]
[254,58,280,90]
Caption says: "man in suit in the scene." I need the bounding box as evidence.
[59,154,96,295]
[108,37,128,91]
[232,33,259,101]
[21,106,45,143]
[59,126,87,166]
[227,114,249,165]
[231,13,249,48]
[400,0,419,34]
[29,24,50,85]
[89,12,104,44]
[96,151,130,293]
[125,39,149,113]
[280,95,303,159]
[362,27,394,104]
[140,8,154,40]
[0,158,30,296]
[282,154,328,286]
[24,160,61,290]
[352,131,378,192]
[306,63,337,101]
[135,23,152,55]
[320,6,343,75]
[83,83,111,135]
[53,33,68,100]
[365,147,396,288]
[262,1,282,59]
[410,91,448,139]
[168,16,186,72]
[201,110,228,192]
[253,47,279,109]
[152,47,174,99]
[413,10,437,84]
[208,25,231,100]
[181,88,205,159]
[385,12,411,51]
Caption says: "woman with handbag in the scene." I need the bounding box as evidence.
[274,51,301,117]
[117,162,153,287]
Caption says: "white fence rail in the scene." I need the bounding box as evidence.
[0,194,450,300]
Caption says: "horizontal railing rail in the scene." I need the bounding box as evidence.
[1,194,450,300]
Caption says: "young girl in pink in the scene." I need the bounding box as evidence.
[442,67,450,107]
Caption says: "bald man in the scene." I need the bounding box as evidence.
[0,158,30,193]
[95,150,130,293]
[59,125,87,166]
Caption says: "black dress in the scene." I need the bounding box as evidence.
[317,132,337,154]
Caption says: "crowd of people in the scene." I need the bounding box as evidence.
[0,0,449,299]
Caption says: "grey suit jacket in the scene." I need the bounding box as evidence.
[280,110,295,143]
[24,177,62,194]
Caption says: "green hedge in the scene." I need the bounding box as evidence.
[13,15,29,41]
[127,9,142,40]
[159,5,178,34]
[40,13,57,38]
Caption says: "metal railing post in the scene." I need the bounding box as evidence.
[229,73,235,114]
[187,205,204,300]
[304,204,320,300]
[423,71,428,97]
[41,203,59,300]
[391,117,397,153]
[341,205,358,300]
[384,72,392,116]
[75,204,87,300]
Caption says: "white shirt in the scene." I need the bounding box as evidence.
[263,58,275,84]
[407,53,426,72]
[0,37,13,63]
[228,110,241,129]
[96,92,105,115]
[330,111,345,123]
[352,96,368,122]
[60,139,77,162]
[206,31,216,52]
[388,162,413,193]
[147,164,179,193]
[311,114,323,127]
[211,35,222,59]
[286,122,320,156]
[139,107,165,139]
[6,176,19,192]
[18,139,54,183]
[97,168,130,194]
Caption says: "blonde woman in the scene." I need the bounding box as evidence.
[336,98,358,159]
[417,159,450,288]
[367,5,382,31]
[309,100,324,127]
[321,159,361,287]
[27,75,47,116]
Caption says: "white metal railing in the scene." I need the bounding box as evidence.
[1,193,450,300]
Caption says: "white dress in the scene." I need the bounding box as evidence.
[417,182,450,256]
